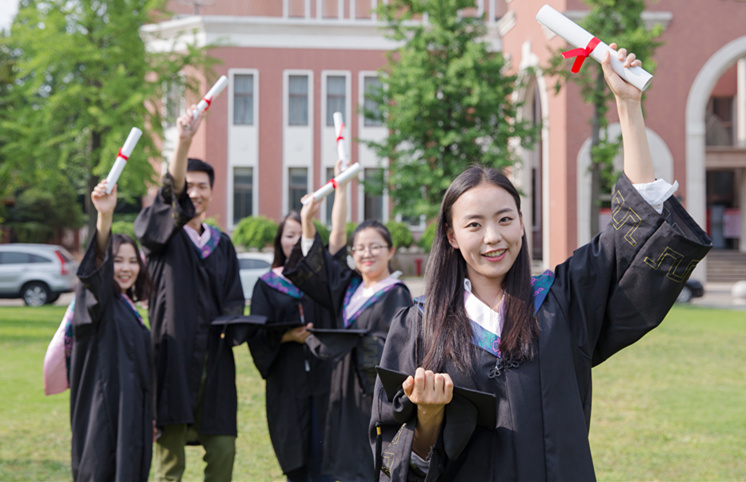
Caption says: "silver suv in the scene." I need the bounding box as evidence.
[0,244,78,307]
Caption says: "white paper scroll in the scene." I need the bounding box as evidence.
[193,75,229,119]
[333,112,349,171]
[302,162,363,205]
[536,4,653,91]
[104,127,143,194]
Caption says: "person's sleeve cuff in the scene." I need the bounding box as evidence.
[633,178,678,214]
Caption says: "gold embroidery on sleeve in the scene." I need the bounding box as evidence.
[611,190,642,247]
[644,246,701,283]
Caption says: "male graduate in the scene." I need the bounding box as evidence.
[135,105,245,481]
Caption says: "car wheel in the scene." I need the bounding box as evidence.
[676,286,693,303]
[48,293,61,304]
[22,282,50,307]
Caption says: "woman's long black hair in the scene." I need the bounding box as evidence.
[420,166,536,372]
[272,211,302,268]
[112,234,152,303]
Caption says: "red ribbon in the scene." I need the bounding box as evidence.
[562,37,601,73]
[117,148,129,162]
[336,123,345,143]
[202,97,212,111]
[329,178,339,189]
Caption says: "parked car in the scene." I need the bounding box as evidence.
[237,252,274,301]
[0,244,79,307]
[677,279,705,303]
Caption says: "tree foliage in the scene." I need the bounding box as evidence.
[385,220,414,249]
[0,0,217,239]
[362,0,537,220]
[545,0,662,235]
[232,216,278,250]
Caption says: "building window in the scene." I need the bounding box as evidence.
[288,75,309,126]
[325,167,336,225]
[363,168,384,221]
[363,76,383,127]
[233,167,253,224]
[288,167,308,210]
[326,76,346,126]
[234,74,254,125]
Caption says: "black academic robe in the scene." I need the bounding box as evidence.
[69,230,153,482]
[371,174,712,481]
[134,174,245,436]
[248,274,334,474]
[284,236,414,482]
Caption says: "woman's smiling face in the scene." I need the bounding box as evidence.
[113,242,140,293]
[446,181,524,289]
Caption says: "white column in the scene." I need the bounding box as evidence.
[737,58,746,147]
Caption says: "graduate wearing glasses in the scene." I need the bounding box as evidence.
[284,160,413,482]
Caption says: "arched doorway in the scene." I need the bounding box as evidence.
[687,36,746,280]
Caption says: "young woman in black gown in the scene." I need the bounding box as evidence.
[370,45,712,481]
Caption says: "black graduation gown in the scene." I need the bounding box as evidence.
[248,273,334,474]
[284,236,414,481]
[69,230,153,482]
[134,174,245,436]
[371,174,712,481]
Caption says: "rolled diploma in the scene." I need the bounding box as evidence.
[193,75,229,119]
[333,112,349,171]
[104,127,143,194]
[303,162,363,205]
[536,4,653,91]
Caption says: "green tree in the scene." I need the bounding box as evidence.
[232,216,278,250]
[545,0,662,235]
[362,0,537,220]
[6,181,84,243]
[0,0,217,237]
[385,220,414,249]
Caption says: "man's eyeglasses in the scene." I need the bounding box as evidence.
[350,244,388,255]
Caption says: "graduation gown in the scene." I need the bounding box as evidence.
[371,174,712,481]
[69,230,153,481]
[134,174,245,436]
[284,236,413,481]
[248,272,334,474]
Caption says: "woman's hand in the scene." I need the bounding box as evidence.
[91,180,116,217]
[403,367,454,417]
[602,43,643,104]
[299,194,322,241]
[403,367,454,458]
[333,158,343,177]
[281,323,312,344]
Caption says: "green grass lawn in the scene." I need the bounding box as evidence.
[0,304,744,481]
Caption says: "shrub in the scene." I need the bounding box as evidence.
[232,216,278,250]
[313,220,330,246]
[204,216,224,232]
[418,222,437,253]
[345,222,357,245]
[111,220,136,240]
[385,220,414,249]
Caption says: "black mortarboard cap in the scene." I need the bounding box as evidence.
[211,314,268,346]
[306,327,368,361]
[375,366,497,429]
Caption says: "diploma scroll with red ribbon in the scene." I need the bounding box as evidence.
[536,4,653,91]
[193,75,229,120]
[333,112,349,171]
[104,127,143,194]
[302,162,363,205]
